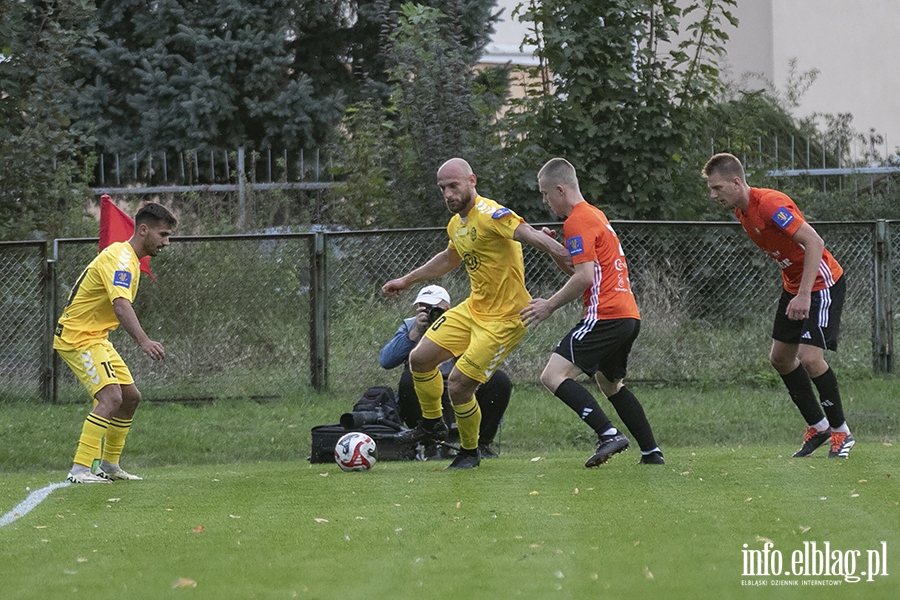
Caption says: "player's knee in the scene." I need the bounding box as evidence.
[408,350,435,374]
[539,367,563,394]
[447,374,478,405]
[121,386,142,412]
[95,385,124,414]
[798,355,829,378]
[597,379,623,398]
[768,350,795,373]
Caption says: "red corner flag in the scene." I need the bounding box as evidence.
[99,195,155,281]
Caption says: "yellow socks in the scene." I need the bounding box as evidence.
[73,413,110,468]
[412,368,444,420]
[452,398,482,451]
[102,417,133,466]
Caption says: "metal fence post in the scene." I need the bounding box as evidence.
[873,220,893,372]
[237,147,246,230]
[310,232,329,390]
[42,253,56,403]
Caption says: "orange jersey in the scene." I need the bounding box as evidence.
[736,188,843,294]
[563,202,640,321]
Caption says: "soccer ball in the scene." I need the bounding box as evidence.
[334,432,377,472]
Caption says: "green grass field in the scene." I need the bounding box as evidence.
[2,379,898,599]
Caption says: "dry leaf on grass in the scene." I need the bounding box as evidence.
[173,578,197,588]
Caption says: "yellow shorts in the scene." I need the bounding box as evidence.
[424,301,526,383]
[56,339,134,399]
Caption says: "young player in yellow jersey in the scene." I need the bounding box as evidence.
[382,158,572,469]
[55,203,177,483]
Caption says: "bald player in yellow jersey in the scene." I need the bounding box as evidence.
[56,203,177,483]
[382,158,572,469]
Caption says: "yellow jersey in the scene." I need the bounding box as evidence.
[447,196,529,320]
[54,242,141,349]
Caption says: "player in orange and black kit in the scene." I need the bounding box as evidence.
[56,203,177,483]
[382,158,572,469]
[703,153,854,458]
[522,158,663,467]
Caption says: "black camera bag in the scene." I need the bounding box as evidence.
[339,385,403,430]
[309,423,417,463]
[308,386,415,464]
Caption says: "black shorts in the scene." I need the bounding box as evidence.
[772,276,845,351]
[553,318,640,381]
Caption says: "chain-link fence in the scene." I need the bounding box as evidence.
[332,222,883,389]
[51,235,314,403]
[0,221,896,403]
[0,241,51,402]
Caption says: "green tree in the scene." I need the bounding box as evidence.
[329,99,400,228]
[496,0,737,221]
[0,0,98,240]
[330,2,509,228]
[73,0,346,153]
[72,0,500,155]
[337,0,501,99]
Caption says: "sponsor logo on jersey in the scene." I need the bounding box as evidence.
[773,207,795,229]
[491,207,511,219]
[113,270,132,288]
[566,236,584,256]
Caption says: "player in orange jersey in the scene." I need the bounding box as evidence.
[521,158,663,467]
[703,153,854,458]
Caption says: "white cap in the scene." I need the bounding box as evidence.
[413,285,450,306]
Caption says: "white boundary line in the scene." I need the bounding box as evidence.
[0,482,71,528]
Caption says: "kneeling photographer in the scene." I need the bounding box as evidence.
[379,285,511,458]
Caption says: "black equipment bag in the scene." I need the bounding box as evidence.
[339,385,403,430]
[309,423,417,464]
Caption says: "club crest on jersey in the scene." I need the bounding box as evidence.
[566,236,584,256]
[491,207,511,219]
[113,270,132,288]
[463,252,481,272]
[773,207,795,229]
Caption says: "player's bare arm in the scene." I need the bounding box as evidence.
[381,247,462,296]
[513,222,574,275]
[521,261,593,328]
[786,223,826,321]
[113,298,165,360]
